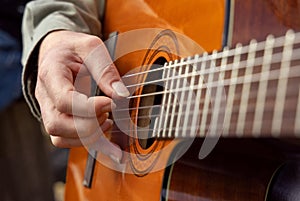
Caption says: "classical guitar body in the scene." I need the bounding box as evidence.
[65,0,300,200]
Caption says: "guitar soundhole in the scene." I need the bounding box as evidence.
[137,57,166,149]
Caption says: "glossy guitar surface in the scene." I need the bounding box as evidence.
[65,0,300,200]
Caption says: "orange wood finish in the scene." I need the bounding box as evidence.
[64,0,300,201]
[65,0,225,200]
[103,0,225,54]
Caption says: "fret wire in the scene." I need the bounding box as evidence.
[174,58,186,138]
[217,47,229,136]
[190,54,205,137]
[122,31,300,80]
[223,43,243,135]
[162,60,177,138]
[294,87,300,136]
[200,52,217,136]
[182,56,195,137]
[168,59,181,138]
[177,58,191,137]
[253,35,275,136]
[272,30,295,136]
[126,47,300,99]
[162,61,174,138]
[197,52,209,137]
[152,115,159,137]
[205,50,222,137]
[236,39,257,135]
[156,62,169,138]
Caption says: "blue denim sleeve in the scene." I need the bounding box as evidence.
[0,30,22,111]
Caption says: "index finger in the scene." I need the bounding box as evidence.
[82,43,130,98]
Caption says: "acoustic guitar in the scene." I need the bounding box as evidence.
[65,0,300,200]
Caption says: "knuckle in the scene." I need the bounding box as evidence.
[37,65,49,83]
[84,35,103,48]
[44,119,59,136]
[55,95,69,113]
[100,64,119,83]
[103,64,116,75]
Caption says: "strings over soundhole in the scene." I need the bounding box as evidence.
[136,57,166,149]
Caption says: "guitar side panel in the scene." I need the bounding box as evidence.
[163,138,300,201]
[229,0,300,46]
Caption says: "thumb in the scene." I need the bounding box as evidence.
[83,43,130,98]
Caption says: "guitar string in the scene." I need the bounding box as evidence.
[94,32,300,136]
[100,32,299,137]
[111,86,298,121]
[122,47,300,97]
[107,79,299,136]
[111,107,298,130]
[108,109,298,137]
[108,93,298,136]
[121,41,300,96]
[111,88,298,123]
[107,119,297,137]
[121,31,300,80]
[107,84,299,136]
[125,63,300,100]
[119,32,299,101]
[111,64,300,114]
[92,33,299,107]
[108,65,300,135]
[113,43,299,112]
[113,70,300,113]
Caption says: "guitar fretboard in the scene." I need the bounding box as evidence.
[149,30,300,138]
[114,30,300,139]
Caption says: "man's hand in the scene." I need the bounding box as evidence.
[36,30,129,161]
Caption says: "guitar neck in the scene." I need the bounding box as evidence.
[153,30,300,138]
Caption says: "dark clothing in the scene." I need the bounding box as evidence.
[0,0,28,111]
[0,30,22,111]
[0,0,30,110]
[0,99,54,201]
[0,1,57,201]
[0,0,30,42]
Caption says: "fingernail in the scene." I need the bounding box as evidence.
[112,81,130,97]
